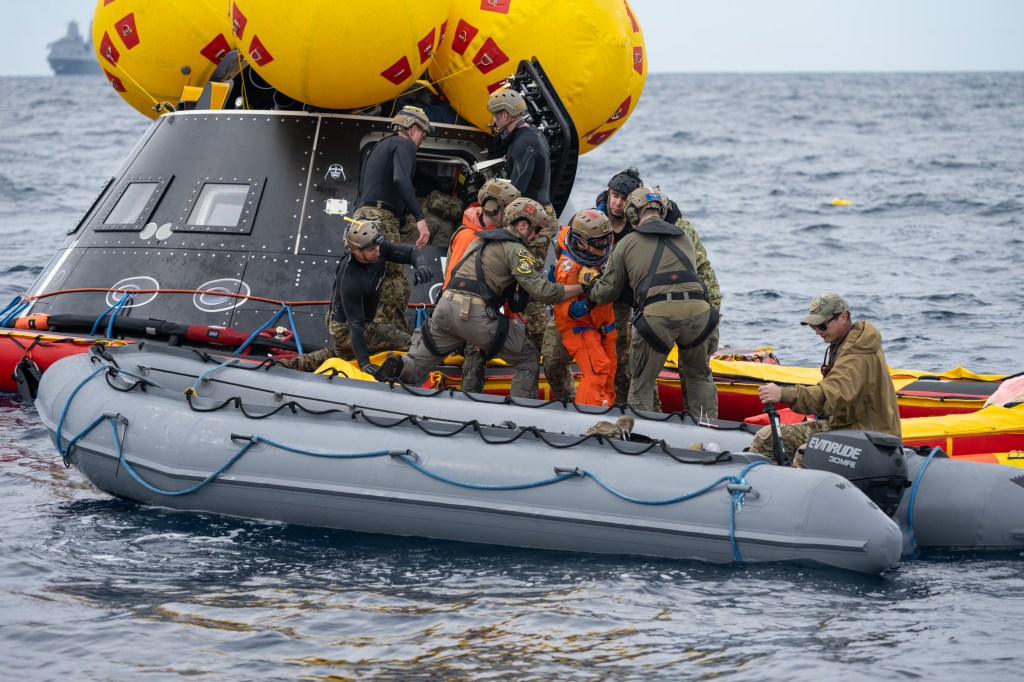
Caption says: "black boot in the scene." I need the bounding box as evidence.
[377,355,405,381]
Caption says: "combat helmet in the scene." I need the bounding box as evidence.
[391,106,433,134]
[504,197,547,235]
[567,209,613,265]
[487,88,527,118]
[345,220,385,250]
[608,167,643,196]
[478,178,521,217]
[624,186,670,225]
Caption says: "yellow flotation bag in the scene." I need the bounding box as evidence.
[230,0,449,110]
[92,0,231,118]
[430,0,647,154]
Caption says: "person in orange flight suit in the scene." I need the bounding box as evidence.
[553,209,616,407]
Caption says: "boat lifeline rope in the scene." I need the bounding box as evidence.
[88,348,747,459]
[904,446,943,554]
[57,399,767,565]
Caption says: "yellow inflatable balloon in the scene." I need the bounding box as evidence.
[230,0,450,110]
[430,0,646,154]
[92,0,231,119]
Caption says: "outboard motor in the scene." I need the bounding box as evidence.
[801,430,910,517]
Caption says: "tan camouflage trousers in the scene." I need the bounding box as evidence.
[525,209,575,400]
[541,320,576,401]
[276,312,411,372]
[749,418,831,467]
[353,205,410,335]
[612,300,661,410]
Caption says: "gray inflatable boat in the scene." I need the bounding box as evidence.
[36,344,909,574]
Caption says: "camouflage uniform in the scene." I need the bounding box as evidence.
[673,216,722,408]
[392,233,569,397]
[749,419,831,467]
[541,319,576,400]
[400,190,463,248]
[276,310,411,372]
[353,205,409,336]
[527,203,576,400]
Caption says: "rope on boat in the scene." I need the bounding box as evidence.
[234,304,304,355]
[905,446,943,553]
[0,295,30,327]
[59,402,765,565]
[94,358,738,459]
[581,461,768,566]
[185,357,240,396]
[89,293,131,338]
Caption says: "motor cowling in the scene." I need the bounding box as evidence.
[801,430,909,517]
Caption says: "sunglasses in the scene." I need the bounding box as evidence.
[813,314,839,331]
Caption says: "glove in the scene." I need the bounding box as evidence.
[361,363,380,379]
[578,267,600,292]
[568,299,592,320]
[413,265,434,285]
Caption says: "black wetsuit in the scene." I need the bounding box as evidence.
[355,134,424,220]
[330,242,425,365]
[504,123,551,206]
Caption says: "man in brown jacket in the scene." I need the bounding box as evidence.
[751,292,902,464]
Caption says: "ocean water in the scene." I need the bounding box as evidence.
[1,73,1023,680]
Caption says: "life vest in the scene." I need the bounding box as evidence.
[444,205,485,288]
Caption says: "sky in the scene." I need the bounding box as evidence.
[1,0,1022,76]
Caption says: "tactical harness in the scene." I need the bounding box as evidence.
[431,230,531,361]
[631,230,720,355]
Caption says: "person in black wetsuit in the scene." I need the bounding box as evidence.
[486,87,574,399]
[276,220,433,374]
[487,88,551,208]
[353,106,433,335]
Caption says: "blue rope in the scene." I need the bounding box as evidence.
[115,422,260,496]
[905,446,942,553]
[284,305,303,354]
[58,366,768,566]
[88,294,130,337]
[55,365,108,465]
[188,358,240,395]
[235,306,288,355]
[0,296,30,327]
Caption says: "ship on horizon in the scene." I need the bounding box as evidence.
[47,21,100,76]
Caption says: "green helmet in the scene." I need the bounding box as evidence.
[391,106,433,134]
[503,197,546,232]
[477,178,521,217]
[624,186,669,224]
[345,220,384,250]
[570,209,612,243]
[487,88,527,117]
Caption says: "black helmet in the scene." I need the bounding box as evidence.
[608,167,643,196]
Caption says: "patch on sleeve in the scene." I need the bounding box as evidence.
[560,259,574,272]
[515,257,534,275]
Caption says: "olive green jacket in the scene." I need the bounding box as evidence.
[587,219,703,309]
[453,234,566,304]
[780,321,902,436]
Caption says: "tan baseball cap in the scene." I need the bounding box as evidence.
[801,291,849,326]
